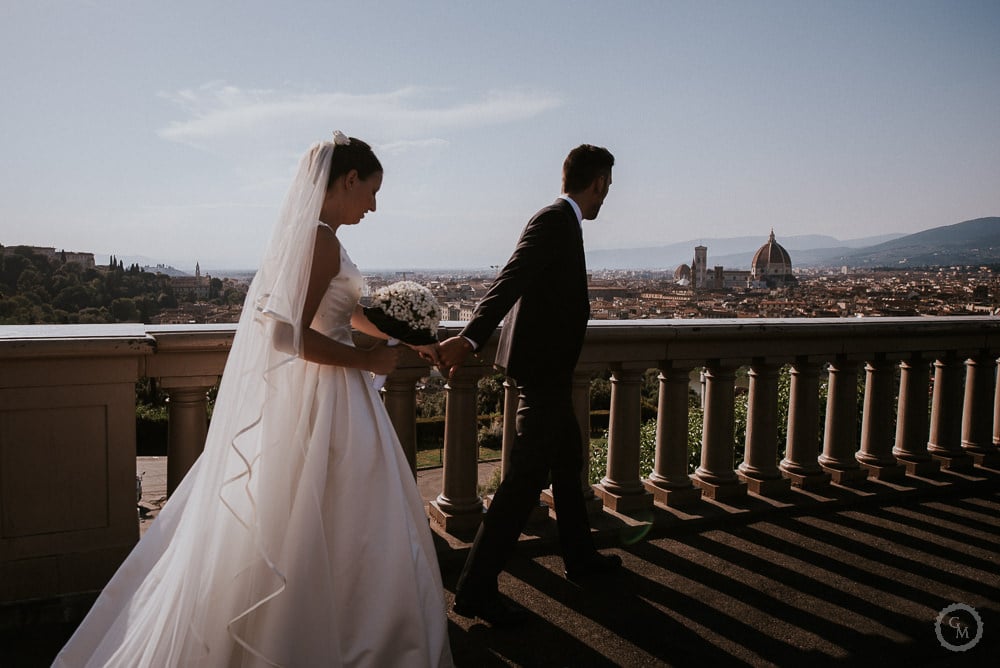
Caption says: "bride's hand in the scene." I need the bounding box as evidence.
[366,341,400,376]
[406,342,441,366]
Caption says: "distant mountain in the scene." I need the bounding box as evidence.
[585,232,904,270]
[806,217,1000,268]
[586,219,1000,270]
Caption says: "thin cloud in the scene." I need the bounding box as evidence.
[157,84,563,146]
[378,138,450,155]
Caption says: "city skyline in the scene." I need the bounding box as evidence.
[9,216,989,276]
[2,1,999,272]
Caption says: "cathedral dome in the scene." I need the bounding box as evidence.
[673,263,691,286]
[751,230,795,286]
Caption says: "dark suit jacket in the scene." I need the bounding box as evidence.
[461,199,589,385]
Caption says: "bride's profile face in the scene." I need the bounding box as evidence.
[323,170,383,227]
[345,171,382,226]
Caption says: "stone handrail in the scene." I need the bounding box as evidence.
[2,317,999,604]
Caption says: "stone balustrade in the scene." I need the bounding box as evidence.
[3,316,1000,605]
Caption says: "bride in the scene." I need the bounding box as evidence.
[54,133,454,667]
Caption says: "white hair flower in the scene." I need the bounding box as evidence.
[332,130,351,146]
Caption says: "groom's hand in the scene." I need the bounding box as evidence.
[438,336,474,378]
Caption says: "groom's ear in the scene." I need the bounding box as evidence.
[597,173,611,195]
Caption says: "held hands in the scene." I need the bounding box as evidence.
[406,343,441,366]
[368,340,441,377]
[438,336,474,378]
[366,339,461,377]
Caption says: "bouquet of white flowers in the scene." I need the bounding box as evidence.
[364,280,441,345]
[364,281,441,390]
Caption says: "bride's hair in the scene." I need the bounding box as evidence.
[327,137,383,188]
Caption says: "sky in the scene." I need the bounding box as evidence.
[2,0,999,272]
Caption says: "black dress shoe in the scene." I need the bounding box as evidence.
[564,552,623,582]
[453,593,528,627]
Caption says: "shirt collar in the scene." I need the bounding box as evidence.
[559,194,583,226]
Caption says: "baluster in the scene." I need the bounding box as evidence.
[646,364,701,505]
[161,379,213,495]
[927,353,972,470]
[993,356,1000,452]
[693,362,746,501]
[382,368,425,478]
[595,365,654,511]
[892,354,939,476]
[818,357,867,483]
[571,368,598,503]
[506,377,551,523]
[780,359,831,488]
[993,360,1000,447]
[500,377,518,480]
[857,355,905,480]
[543,369,602,513]
[962,353,1000,466]
[428,366,484,532]
[739,360,790,496]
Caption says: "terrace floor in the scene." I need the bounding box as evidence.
[3,459,999,667]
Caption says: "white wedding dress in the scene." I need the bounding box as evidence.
[54,242,453,667]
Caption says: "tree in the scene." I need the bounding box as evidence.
[158,292,178,309]
[111,297,139,322]
[77,306,111,323]
[590,375,611,412]
[416,376,446,418]
[53,285,91,312]
[16,268,49,303]
[1,253,29,291]
[476,374,505,415]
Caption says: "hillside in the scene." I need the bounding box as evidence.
[585,218,1000,270]
[807,217,1000,267]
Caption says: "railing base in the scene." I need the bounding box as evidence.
[486,494,550,526]
[931,453,975,471]
[593,484,654,512]
[859,462,907,481]
[737,473,792,497]
[899,459,942,477]
[970,451,1000,469]
[427,501,484,533]
[643,480,703,507]
[819,465,870,485]
[691,478,748,502]
[781,469,832,489]
[538,489,605,516]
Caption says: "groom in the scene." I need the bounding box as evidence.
[439,143,621,626]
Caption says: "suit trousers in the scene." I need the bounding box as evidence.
[456,383,596,597]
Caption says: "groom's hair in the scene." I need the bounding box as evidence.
[328,137,383,188]
[562,144,614,193]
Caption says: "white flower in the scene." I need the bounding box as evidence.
[332,130,351,146]
[369,281,441,340]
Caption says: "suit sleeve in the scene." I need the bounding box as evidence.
[460,208,568,347]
